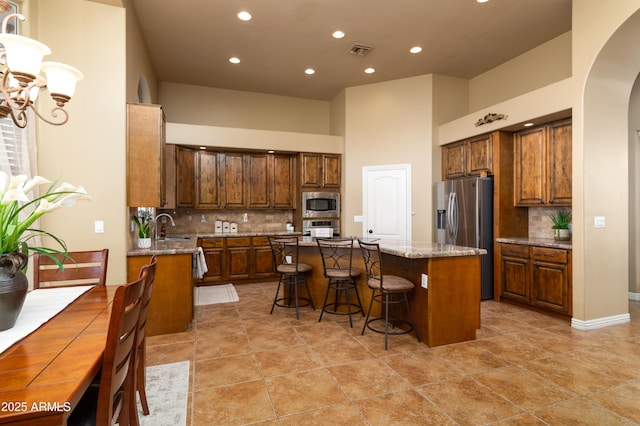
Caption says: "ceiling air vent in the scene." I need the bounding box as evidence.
[347,43,373,56]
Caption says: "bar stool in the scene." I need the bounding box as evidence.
[316,237,364,327]
[358,239,420,350]
[267,235,315,319]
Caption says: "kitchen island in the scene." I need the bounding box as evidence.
[127,238,198,336]
[297,239,486,347]
[127,235,486,346]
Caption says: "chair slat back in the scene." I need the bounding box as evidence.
[357,240,384,289]
[96,270,146,425]
[316,238,354,276]
[33,249,109,289]
[135,255,157,349]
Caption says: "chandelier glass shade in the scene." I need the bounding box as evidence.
[0,12,83,128]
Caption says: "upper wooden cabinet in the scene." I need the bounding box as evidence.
[191,150,296,209]
[301,153,341,189]
[515,119,572,206]
[221,152,246,208]
[126,103,166,207]
[271,154,296,208]
[176,146,196,207]
[248,153,296,209]
[196,150,222,208]
[442,134,493,180]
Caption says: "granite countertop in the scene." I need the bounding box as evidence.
[496,237,572,250]
[127,231,301,256]
[299,237,487,259]
[127,233,487,259]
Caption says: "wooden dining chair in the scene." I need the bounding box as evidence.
[67,269,147,426]
[32,249,109,289]
[129,255,158,425]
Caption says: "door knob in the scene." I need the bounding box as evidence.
[368,229,373,234]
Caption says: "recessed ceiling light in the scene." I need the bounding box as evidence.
[332,30,345,39]
[410,46,423,54]
[237,11,252,21]
[524,122,534,127]
[304,68,316,75]
[229,57,240,64]
[364,67,375,74]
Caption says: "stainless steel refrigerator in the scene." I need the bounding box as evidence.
[435,177,494,300]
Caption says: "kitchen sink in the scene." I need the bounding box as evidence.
[163,236,191,241]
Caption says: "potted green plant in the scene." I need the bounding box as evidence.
[548,208,571,241]
[0,172,90,330]
[132,211,153,248]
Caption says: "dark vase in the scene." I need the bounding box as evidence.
[0,252,29,331]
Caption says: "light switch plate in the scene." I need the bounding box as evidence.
[354,215,363,223]
[594,216,606,228]
[94,220,104,234]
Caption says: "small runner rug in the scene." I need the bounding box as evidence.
[194,284,239,306]
[137,360,190,426]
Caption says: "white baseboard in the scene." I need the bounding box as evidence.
[571,313,631,330]
[629,292,640,301]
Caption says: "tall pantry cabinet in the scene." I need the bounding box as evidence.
[126,103,167,208]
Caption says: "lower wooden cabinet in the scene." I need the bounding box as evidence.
[127,254,194,336]
[499,243,572,317]
[197,236,277,284]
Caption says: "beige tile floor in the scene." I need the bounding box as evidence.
[146,282,640,425]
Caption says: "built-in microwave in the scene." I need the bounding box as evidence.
[301,191,340,218]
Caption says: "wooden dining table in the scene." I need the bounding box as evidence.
[0,285,115,425]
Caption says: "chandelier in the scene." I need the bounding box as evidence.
[0,4,82,128]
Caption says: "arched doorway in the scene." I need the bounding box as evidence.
[575,9,640,327]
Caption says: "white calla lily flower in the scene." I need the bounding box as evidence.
[21,176,51,195]
[0,173,90,258]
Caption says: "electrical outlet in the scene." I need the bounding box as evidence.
[594,216,606,228]
[285,255,292,264]
[421,273,428,289]
[201,214,206,223]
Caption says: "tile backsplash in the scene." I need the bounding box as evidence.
[155,208,293,235]
[528,206,572,239]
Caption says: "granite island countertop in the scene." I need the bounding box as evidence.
[299,237,487,259]
[496,237,572,250]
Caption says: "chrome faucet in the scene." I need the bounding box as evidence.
[154,213,176,240]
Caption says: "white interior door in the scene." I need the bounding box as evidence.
[362,164,411,240]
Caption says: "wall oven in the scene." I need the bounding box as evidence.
[302,191,340,218]
[302,219,340,237]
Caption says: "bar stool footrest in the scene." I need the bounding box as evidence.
[364,317,415,336]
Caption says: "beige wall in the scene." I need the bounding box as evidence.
[343,75,433,241]
[126,0,158,103]
[572,1,640,321]
[165,123,342,154]
[35,0,127,284]
[630,78,640,297]
[159,83,332,135]
[469,32,572,112]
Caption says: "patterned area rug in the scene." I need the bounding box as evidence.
[137,361,190,426]
[194,284,239,306]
